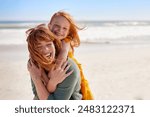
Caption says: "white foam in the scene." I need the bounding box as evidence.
[79,25,150,43]
[0,21,150,45]
[0,29,27,45]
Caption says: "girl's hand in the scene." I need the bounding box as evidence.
[47,61,73,92]
[55,58,66,68]
[27,59,42,81]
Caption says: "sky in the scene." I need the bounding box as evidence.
[0,0,150,21]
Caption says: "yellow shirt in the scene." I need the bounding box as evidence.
[68,51,94,100]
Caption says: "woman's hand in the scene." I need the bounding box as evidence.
[47,61,73,92]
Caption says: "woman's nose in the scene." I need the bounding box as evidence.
[42,46,50,54]
[45,46,50,51]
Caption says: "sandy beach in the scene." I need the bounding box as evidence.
[0,43,150,100]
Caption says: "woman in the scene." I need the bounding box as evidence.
[29,11,93,100]
[27,24,82,100]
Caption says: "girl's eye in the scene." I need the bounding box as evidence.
[63,27,67,31]
[53,24,60,28]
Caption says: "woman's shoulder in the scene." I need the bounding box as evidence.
[68,58,79,69]
[57,57,80,88]
[67,58,80,77]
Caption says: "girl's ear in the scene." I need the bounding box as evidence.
[48,23,51,30]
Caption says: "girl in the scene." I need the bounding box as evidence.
[48,11,94,100]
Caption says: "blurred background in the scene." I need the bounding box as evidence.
[0,0,150,100]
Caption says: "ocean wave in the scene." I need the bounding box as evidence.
[0,21,150,45]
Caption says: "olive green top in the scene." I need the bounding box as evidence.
[31,58,82,100]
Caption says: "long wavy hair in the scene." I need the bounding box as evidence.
[49,11,83,48]
[26,24,61,70]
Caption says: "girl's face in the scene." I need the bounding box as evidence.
[36,40,55,62]
[49,16,70,40]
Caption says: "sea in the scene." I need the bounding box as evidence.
[0,20,150,45]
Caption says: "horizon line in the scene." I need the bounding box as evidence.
[0,20,150,22]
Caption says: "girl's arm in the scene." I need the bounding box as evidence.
[47,61,73,93]
[28,59,81,100]
[28,59,73,99]
[47,58,81,100]
[27,60,49,100]
[55,40,70,67]
[32,77,49,100]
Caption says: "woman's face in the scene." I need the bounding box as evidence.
[49,16,70,40]
[36,40,55,62]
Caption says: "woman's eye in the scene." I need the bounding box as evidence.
[36,46,42,50]
[47,44,52,47]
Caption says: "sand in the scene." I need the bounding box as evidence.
[0,43,150,100]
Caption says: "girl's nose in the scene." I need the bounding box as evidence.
[57,27,63,34]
